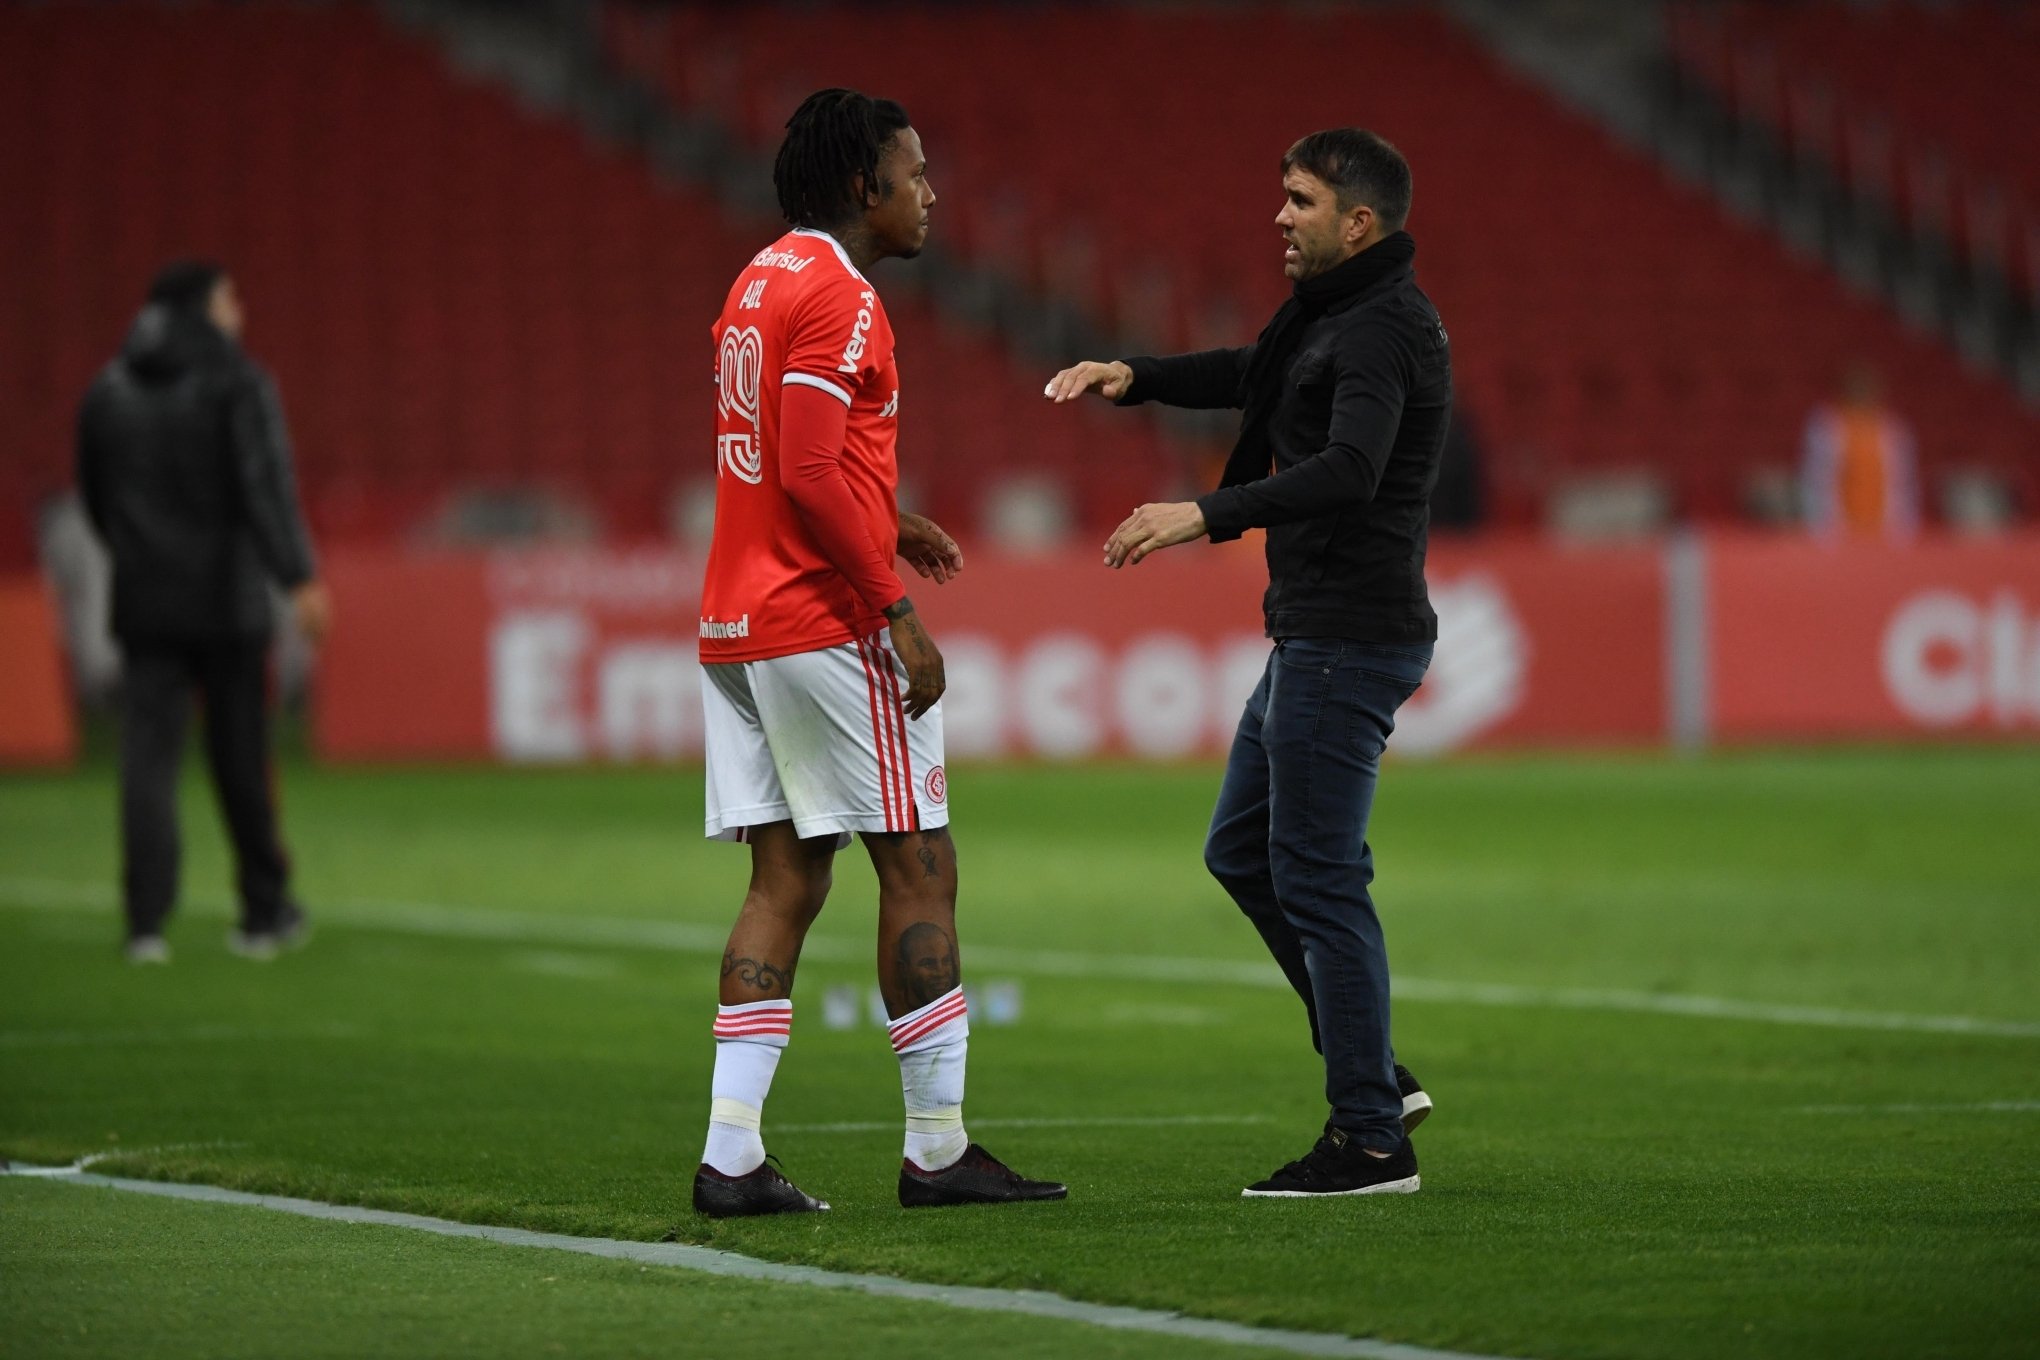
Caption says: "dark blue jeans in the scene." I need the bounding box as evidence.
[1203,637,1432,1151]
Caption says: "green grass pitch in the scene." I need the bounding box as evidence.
[2,749,2037,1358]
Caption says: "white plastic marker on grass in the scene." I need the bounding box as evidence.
[2,1163,1518,1360]
[3,875,2037,1040]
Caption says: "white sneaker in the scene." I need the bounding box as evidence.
[226,930,279,962]
[124,935,171,965]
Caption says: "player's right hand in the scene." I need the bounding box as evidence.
[887,602,946,720]
[1043,360,1133,404]
[292,580,333,644]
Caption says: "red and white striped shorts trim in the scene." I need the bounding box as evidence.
[855,635,919,833]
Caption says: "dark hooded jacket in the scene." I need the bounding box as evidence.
[1119,233,1450,644]
[76,305,316,640]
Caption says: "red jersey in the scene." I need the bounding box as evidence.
[700,228,904,663]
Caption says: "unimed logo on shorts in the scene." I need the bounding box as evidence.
[1881,590,2040,728]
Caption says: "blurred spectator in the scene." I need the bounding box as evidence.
[1430,399,1488,530]
[1800,366,1919,540]
[75,261,329,964]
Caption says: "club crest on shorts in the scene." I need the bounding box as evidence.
[925,766,947,805]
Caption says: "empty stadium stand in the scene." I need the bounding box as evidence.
[610,2,2039,526]
[1668,1,2040,294]
[4,0,2033,571]
[0,1,1179,569]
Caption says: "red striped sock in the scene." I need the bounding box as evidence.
[703,1000,792,1175]
[890,987,968,1170]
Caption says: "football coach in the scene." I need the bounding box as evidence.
[1045,128,1451,1197]
[77,261,330,964]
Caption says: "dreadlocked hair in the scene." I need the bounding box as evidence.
[773,88,912,230]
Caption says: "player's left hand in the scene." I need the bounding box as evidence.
[1104,502,1207,568]
[898,513,964,584]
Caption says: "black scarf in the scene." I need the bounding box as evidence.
[1218,230,1417,489]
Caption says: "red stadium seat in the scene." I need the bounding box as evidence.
[1,1,1181,552]
[614,2,2037,528]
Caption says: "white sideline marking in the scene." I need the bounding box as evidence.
[1387,978,2040,1039]
[776,1114,1271,1134]
[1792,1100,2040,1115]
[1,1164,1514,1360]
[505,949,623,981]
[7,1143,246,1176]
[3,875,2036,1039]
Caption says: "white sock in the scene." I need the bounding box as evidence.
[888,986,969,1171]
[700,999,791,1176]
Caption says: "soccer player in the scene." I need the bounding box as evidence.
[691,89,1065,1218]
[1045,130,1449,1197]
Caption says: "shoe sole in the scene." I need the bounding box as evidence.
[899,1188,1068,1208]
[693,1200,830,1218]
[1401,1091,1432,1132]
[1242,1174,1421,1198]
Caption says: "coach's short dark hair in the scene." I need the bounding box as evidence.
[147,259,227,316]
[773,88,913,230]
[1281,129,1411,232]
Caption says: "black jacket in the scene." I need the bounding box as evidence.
[76,306,316,641]
[1121,241,1452,643]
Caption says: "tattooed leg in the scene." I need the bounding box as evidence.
[865,828,961,1018]
[867,828,973,1173]
[719,821,837,1006]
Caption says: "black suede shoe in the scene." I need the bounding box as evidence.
[898,1143,1067,1208]
[1242,1125,1420,1198]
[1396,1062,1433,1132]
[693,1157,829,1218]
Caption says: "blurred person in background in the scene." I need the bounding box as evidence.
[691,90,1063,1218]
[1800,364,1918,541]
[1046,128,1448,1198]
[1430,398,1487,530]
[75,261,330,965]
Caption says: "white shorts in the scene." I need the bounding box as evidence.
[703,632,949,845]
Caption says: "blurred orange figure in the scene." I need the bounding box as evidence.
[1800,366,1919,540]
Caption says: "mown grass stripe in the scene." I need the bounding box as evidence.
[3,876,2035,1039]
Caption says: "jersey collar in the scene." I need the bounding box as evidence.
[791,227,869,285]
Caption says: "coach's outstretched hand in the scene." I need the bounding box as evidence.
[897,513,964,584]
[1043,360,1134,403]
[1105,502,1208,568]
[885,598,946,720]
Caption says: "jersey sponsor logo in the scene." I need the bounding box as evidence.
[717,325,764,485]
[838,288,877,374]
[880,388,899,418]
[699,613,752,641]
[739,279,769,310]
[749,247,815,273]
[924,765,946,805]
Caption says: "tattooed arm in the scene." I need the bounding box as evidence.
[885,597,945,721]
